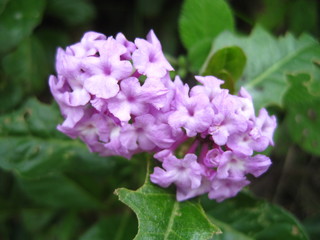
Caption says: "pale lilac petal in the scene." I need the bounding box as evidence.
[84,75,119,99]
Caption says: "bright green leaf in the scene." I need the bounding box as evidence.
[202,192,309,240]
[0,0,45,54]
[115,160,220,240]
[284,73,320,156]
[188,38,212,72]
[210,26,320,110]
[201,46,246,93]
[179,0,234,50]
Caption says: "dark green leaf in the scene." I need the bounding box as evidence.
[210,26,320,110]
[287,0,318,36]
[80,212,137,240]
[2,36,49,94]
[0,98,118,177]
[31,211,82,240]
[202,192,309,240]
[284,74,320,156]
[0,79,24,114]
[46,0,95,26]
[0,0,10,15]
[18,174,102,209]
[115,160,220,240]
[179,0,234,51]
[201,46,246,93]
[257,0,318,36]
[21,209,56,233]
[303,214,320,240]
[0,0,45,54]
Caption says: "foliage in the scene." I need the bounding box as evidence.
[0,0,319,239]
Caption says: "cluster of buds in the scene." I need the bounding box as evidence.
[49,30,276,202]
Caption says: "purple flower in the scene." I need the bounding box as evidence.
[227,129,269,156]
[107,77,150,122]
[132,30,173,78]
[120,114,175,152]
[208,91,247,145]
[256,108,277,145]
[209,177,250,202]
[150,153,204,192]
[191,75,224,102]
[168,94,213,137]
[49,30,277,203]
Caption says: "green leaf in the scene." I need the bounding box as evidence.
[179,0,234,71]
[80,213,138,240]
[179,0,234,50]
[18,174,102,209]
[21,209,56,233]
[2,36,49,95]
[0,0,10,15]
[188,38,212,72]
[115,159,220,240]
[0,98,118,177]
[256,0,318,36]
[202,192,309,240]
[29,211,82,240]
[201,46,246,93]
[209,26,320,110]
[46,0,95,26]
[0,78,24,114]
[0,0,45,54]
[284,73,320,155]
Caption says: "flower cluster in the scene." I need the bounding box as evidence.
[49,30,277,202]
[150,75,276,201]
[49,30,175,158]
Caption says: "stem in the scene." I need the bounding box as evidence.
[186,139,199,154]
[272,145,295,203]
[144,153,153,185]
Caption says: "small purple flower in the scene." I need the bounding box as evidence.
[107,77,150,122]
[209,177,250,202]
[120,114,175,152]
[150,153,204,192]
[132,30,173,78]
[168,94,214,137]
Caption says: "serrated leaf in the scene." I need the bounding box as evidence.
[284,73,320,156]
[209,26,320,110]
[0,0,45,54]
[202,192,309,240]
[201,46,246,93]
[115,162,220,240]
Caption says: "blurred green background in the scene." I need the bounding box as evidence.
[0,0,319,239]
